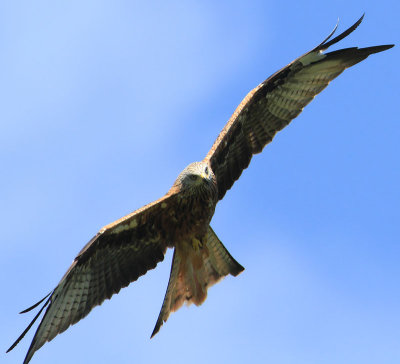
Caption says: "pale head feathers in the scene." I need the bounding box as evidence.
[172,161,216,193]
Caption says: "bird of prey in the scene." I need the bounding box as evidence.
[8,15,393,364]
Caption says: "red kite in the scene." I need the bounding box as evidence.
[8,15,393,363]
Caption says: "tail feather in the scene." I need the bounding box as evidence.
[206,226,244,278]
[151,226,243,337]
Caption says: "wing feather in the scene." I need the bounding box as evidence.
[204,16,394,200]
[9,193,179,364]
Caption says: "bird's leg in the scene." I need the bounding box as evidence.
[191,237,203,252]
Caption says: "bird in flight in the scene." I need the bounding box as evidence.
[8,15,393,364]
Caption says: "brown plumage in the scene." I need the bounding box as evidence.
[8,15,393,363]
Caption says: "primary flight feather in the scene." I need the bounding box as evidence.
[8,15,393,363]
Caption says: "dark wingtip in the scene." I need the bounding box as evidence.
[317,19,339,48]
[317,13,365,52]
[19,292,52,314]
[7,294,52,354]
[357,44,395,57]
[374,44,395,52]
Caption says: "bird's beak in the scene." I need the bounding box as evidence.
[201,171,207,179]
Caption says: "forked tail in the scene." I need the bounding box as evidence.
[151,226,244,337]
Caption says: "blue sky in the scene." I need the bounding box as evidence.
[1,1,399,363]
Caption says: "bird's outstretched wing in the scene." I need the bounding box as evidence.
[8,193,179,364]
[204,15,394,200]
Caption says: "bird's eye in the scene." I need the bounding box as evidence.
[189,175,198,181]
[204,166,209,175]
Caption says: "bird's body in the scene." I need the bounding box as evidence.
[8,15,393,364]
[165,162,218,244]
[100,162,218,249]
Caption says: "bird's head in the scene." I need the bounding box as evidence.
[172,161,216,193]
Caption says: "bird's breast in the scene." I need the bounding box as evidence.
[164,191,217,245]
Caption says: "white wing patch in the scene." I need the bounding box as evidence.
[298,51,326,66]
[111,218,138,234]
